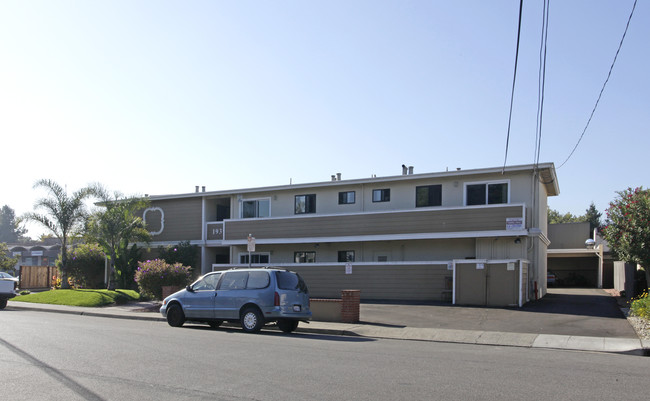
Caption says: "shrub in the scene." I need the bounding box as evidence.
[630,290,650,319]
[134,259,191,300]
[158,241,198,274]
[59,243,106,289]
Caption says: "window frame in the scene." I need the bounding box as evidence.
[338,191,356,205]
[338,250,355,262]
[240,198,271,219]
[372,188,391,203]
[415,184,442,208]
[463,180,510,206]
[239,252,270,265]
[295,194,316,214]
[294,251,316,263]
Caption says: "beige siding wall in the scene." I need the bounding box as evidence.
[288,264,452,301]
[229,238,475,264]
[143,198,203,242]
[224,205,524,241]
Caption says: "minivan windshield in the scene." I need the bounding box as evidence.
[276,271,308,293]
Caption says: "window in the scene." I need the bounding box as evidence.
[239,253,270,264]
[416,185,442,207]
[246,271,270,289]
[372,189,390,202]
[338,191,355,205]
[466,182,509,205]
[295,194,316,214]
[241,199,270,218]
[192,273,221,291]
[218,271,248,290]
[294,251,316,263]
[338,251,355,262]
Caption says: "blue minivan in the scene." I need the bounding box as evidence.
[160,268,311,333]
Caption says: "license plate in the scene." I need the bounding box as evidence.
[293,305,301,312]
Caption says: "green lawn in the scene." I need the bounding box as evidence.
[12,289,141,307]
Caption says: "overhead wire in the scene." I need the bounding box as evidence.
[501,0,524,174]
[534,0,550,168]
[558,0,638,169]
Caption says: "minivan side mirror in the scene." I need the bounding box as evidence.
[186,285,194,293]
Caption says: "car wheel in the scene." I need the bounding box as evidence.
[208,320,223,329]
[166,304,185,327]
[0,299,7,310]
[278,319,299,333]
[240,307,264,333]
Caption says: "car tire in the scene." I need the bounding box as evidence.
[278,319,299,333]
[0,299,7,310]
[166,304,185,327]
[240,307,264,333]
[208,320,223,329]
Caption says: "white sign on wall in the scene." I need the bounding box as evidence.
[506,217,524,230]
[345,263,352,275]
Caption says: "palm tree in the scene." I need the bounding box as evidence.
[23,179,93,289]
[86,185,151,290]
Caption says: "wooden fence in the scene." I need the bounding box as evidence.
[19,266,59,290]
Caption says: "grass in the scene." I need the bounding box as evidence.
[12,289,141,307]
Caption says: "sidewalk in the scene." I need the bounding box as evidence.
[6,299,649,356]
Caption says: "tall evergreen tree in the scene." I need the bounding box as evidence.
[0,205,27,243]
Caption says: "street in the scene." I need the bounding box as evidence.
[1,310,648,401]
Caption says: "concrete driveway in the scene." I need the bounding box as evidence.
[360,288,638,338]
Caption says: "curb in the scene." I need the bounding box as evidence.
[6,302,649,356]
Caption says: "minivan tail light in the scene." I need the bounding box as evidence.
[274,291,280,306]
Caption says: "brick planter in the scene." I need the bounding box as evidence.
[161,285,183,300]
[341,290,361,323]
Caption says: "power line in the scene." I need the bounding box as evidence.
[534,0,550,167]
[502,0,524,173]
[558,0,638,169]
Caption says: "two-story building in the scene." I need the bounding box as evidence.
[140,163,559,306]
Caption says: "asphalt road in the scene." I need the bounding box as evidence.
[1,310,648,401]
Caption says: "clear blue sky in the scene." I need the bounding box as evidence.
[1,1,648,239]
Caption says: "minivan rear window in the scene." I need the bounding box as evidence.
[276,271,308,293]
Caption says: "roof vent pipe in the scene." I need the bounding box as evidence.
[408,166,414,175]
[402,164,408,175]
[195,186,199,193]
[336,173,341,181]
[331,175,336,181]
[202,186,206,192]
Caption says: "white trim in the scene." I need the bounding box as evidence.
[221,230,530,246]
[142,207,164,236]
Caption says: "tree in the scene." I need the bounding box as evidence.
[0,242,19,274]
[547,208,585,224]
[601,187,650,290]
[22,179,94,289]
[159,240,198,274]
[0,205,27,243]
[85,186,151,290]
[584,202,602,238]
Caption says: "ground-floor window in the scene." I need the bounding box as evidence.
[239,253,270,264]
[338,251,355,262]
[294,251,316,263]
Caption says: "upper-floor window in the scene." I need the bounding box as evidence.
[295,194,316,214]
[338,191,356,205]
[416,185,442,207]
[465,182,509,205]
[241,198,270,218]
[372,189,390,202]
[239,253,270,265]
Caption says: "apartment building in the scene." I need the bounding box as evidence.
[140,163,559,306]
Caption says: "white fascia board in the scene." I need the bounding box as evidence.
[547,249,601,257]
[221,230,530,246]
